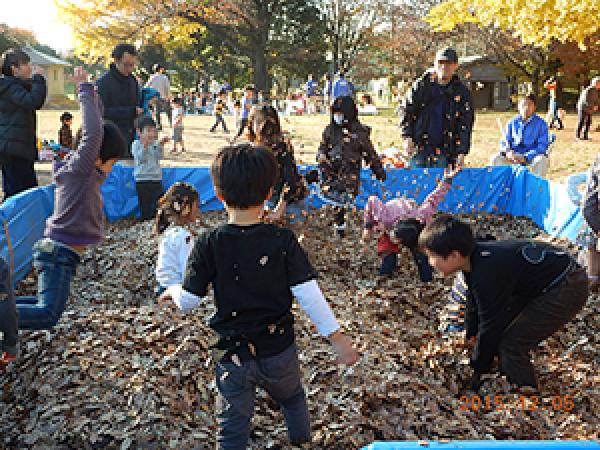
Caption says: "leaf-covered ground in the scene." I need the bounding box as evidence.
[1,210,598,449]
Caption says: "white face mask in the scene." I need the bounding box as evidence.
[333,113,344,125]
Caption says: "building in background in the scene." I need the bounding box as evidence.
[458,55,512,110]
[23,45,70,105]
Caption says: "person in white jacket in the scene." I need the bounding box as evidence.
[154,182,203,293]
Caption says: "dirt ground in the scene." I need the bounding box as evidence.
[2,109,599,197]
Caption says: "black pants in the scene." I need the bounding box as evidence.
[234,118,249,139]
[1,156,37,201]
[135,180,164,221]
[576,110,592,139]
[211,114,228,132]
[498,267,588,388]
[156,99,172,129]
[549,113,563,130]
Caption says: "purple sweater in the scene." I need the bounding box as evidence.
[45,83,107,246]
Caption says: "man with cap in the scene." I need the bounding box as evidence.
[146,63,172,130]
[399,47,474,168]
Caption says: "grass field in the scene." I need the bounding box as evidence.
[29,108,600,187]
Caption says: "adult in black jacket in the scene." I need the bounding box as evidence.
[399,47,474,168]
[96,43,141,157]
[0,49,47,199]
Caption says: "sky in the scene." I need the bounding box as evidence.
[2,0,74,53]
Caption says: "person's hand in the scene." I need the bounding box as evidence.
[71,66,90,86]
[32,65,45,78]
[404,137,416,156]
[328,331,359,366]
[159,136,170,146]
[361,229,372,253]
[467,371,482,392]
[264,208,285,223]
[505,150,518,163]
[444,164,462,179]
[136,107,144,116]
[158,291,173,304]
[593,105,599,112]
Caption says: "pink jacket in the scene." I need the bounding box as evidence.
[364,180,452,229]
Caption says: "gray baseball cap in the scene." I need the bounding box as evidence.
[436,47,458,63]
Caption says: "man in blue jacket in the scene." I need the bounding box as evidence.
[332,70,353,100]
[491,94,550,177]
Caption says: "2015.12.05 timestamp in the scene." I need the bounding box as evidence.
[459,394,575,412]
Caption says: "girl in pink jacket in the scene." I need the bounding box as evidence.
[362,166,460,277]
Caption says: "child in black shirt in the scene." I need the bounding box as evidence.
[160,144,358,448]
[419,215,588,390]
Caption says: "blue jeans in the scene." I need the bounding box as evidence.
[16,238,81,330]
[410,153,448,168]
[216,343,310,449]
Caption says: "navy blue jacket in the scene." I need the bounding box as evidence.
[0,75,47,161]
[400,71,474,157]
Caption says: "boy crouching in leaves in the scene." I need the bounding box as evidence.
[160,144,358,448]
[419,215,588,391]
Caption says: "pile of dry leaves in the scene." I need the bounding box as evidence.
[1,210,598,449]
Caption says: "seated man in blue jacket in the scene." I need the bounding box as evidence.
[491,94,550,177]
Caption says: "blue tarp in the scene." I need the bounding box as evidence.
[0,185,55,284]
[363,441,600,450]
[0,165,585,284]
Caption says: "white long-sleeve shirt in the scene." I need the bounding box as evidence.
[167,279,340,337]
[156,226,195,288]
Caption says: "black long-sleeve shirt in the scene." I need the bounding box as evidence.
[463,240,572,373]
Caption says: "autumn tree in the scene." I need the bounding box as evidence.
[352,0,455,83]
[318,0,379,73]
[426,0,600,48]
[425,0,600,95]
[56,0,327,91]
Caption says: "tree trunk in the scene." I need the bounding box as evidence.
[531,69,540,99]
[253,48,269,92]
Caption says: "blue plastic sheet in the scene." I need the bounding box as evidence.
[363,441,600,450]
[0,185,55,285]
[101,164,222,221]
[102,165,583,242]
[1,165,585,284]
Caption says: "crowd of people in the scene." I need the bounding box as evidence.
[0,43,597,448]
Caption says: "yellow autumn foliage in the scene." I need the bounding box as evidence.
[425,0,600,48]
[54,0,205,61]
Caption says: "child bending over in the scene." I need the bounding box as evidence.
[160,144,358,448]
[362,166,460,277]
[420,215,588,390]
